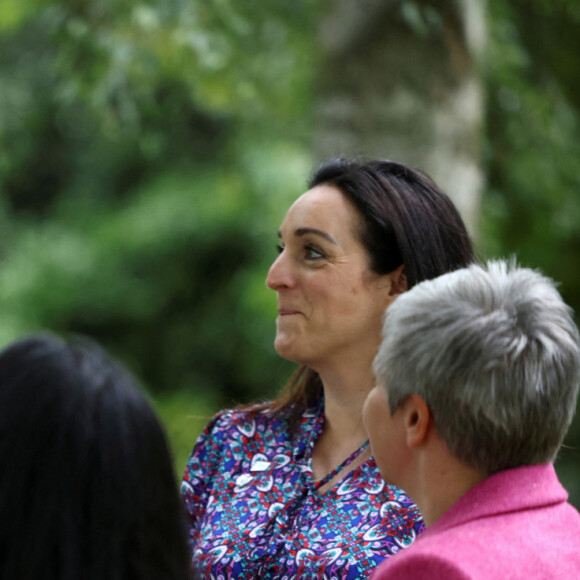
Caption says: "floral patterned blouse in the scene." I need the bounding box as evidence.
[181,401,424,579]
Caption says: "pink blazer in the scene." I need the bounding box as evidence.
[371,463,580,579]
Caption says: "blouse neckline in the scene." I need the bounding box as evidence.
[297,399,372,492]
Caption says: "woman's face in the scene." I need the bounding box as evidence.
[266,184,400,373]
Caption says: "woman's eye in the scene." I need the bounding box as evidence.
[305,245,325,260]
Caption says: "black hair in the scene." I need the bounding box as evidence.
[0,333,192,580]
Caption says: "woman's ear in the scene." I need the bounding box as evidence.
[389,264,408,296]
[402,394,431,448]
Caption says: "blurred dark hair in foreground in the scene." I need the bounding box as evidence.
[0,332,193,580]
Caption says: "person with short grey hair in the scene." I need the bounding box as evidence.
[363,259,580,579]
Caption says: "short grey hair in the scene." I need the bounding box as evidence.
[373,259,580,475]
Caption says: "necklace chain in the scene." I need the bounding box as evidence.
[311,439,370,489]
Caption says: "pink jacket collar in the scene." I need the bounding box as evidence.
[424,463,567,536]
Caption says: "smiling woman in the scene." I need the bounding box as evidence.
[267,184,403,378]
[181,157,476,579]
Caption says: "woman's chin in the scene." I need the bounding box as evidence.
[274,339,305,365]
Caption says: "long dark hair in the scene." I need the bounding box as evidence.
[266,158,476,426]
[0,333,192,580]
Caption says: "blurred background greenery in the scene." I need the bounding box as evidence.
[1,0,579,505]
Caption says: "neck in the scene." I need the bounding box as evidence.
[410,442,486,527]
[317,355,376,440]
[310,358,375,482]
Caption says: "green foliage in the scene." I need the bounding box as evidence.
[482,0,580,507]
[0,0,317,135]
[153,388,220,475]
[482,0,580,312]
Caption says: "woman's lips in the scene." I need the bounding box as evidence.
[278,309,301,316]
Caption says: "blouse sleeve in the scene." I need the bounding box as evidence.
[180,409,232,542]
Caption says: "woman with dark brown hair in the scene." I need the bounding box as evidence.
[182,158,476,579]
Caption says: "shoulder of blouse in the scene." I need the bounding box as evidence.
[214,400,321,427]
[193,400,322,452]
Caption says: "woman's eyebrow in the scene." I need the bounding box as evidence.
[277,227,337,245]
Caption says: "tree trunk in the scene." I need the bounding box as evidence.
[313,0,486,239]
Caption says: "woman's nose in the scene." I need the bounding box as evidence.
[266,252,293,290]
